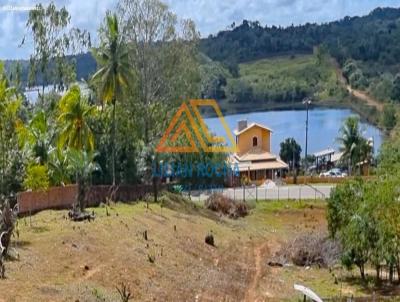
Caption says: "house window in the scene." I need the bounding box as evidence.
[253,136,258,147]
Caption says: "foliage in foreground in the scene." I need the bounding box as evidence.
[0,199,18,278]
[328,136,400,282]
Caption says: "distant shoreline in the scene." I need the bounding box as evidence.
[204,99,382,129]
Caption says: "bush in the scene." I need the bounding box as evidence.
[23,164,50,191]
[381,103,397,130]
[275,232,341,267]
[205,193,248,219]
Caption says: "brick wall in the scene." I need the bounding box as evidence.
[17,184,161,214]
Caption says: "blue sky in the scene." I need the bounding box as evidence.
[0,0,399,59]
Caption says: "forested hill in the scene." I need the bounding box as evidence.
[200,7,400,66]
[4,52,96,87]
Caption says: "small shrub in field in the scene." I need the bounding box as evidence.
[232,202,248,218]
[205,193,248,219]
[116,282,133,301]
[275,232,341,267]
[205,233,214,246]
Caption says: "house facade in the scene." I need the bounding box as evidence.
[229,120,288,185]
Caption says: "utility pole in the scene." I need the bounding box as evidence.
[303,98,312,175]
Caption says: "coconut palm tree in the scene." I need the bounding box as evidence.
[337,116,371,175]
[66,149,100,211]
[91,13,131,186]
[47,147,70,186]
[57,85,96,152]
[57,85,98,211]
[16,110,52,165]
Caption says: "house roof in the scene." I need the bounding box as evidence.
[234,147,277,162]
[235,158,288,172]
[233,122,273,136]
[229,148,288,171]
[313,148,335,158]
[331,152,344,163]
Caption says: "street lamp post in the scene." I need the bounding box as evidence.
[303,98,312,174]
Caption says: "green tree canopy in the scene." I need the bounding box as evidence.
[57,85,96,152]
[279,138,302,170]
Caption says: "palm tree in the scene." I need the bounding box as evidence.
[16,110,52,165]
[57,85,96,152]
[57,85,98,211]
[337,116,370,175]
[47,147,70,186]
[91,13,131,186]
[66,149,100,211]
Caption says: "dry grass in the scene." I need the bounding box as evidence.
[0,199,387,301]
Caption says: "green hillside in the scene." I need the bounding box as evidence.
[201,7,400,107]
[201,52,352,116]
[234,54,343,103]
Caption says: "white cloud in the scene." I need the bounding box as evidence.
[0,0,399,59]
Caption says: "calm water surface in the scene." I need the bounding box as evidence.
[204,109,383,155]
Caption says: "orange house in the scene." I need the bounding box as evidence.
[230,120,288,185]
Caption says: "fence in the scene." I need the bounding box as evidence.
[17,184,161,215]
[284,175,375,185]
[189,184,331,203]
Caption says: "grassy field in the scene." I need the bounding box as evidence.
[239,55,339,97]
[0,198,398,301]
[215,54,381,126]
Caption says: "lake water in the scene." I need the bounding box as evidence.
[204,108,383,155]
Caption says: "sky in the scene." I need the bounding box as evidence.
[0,0,399,60]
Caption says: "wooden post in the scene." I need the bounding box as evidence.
[256,186,258,202]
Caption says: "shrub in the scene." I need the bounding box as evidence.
[275,232,341,267]
[205,233,214,246]
[23,164,50,191]
[205,193,248,219]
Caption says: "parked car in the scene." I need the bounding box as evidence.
[319,169,347,178]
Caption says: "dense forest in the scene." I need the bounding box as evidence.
[201,7,400,66]
[5,53,97,88]
[200,7,400,104]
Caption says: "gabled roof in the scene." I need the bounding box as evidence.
[233,122,273,136]
[234,147,277,162]
[235,159,289,172]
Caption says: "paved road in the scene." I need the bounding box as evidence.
[189,184,335,202]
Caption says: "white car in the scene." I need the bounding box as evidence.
[319,169,347,178]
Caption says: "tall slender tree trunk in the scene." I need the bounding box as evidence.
[153,153,159,205]
[77,176,86,212]
[397,261,400,283]
[359,264,365,280]
[112,98,116,186]
[389,264,394,283]
[0,128,4,195]
[376,265,381,283]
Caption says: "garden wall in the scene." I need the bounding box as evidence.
[17,184,159,215]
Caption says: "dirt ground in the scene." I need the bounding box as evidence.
[0,200,372,301]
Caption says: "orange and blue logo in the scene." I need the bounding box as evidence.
[156,99,236,153]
